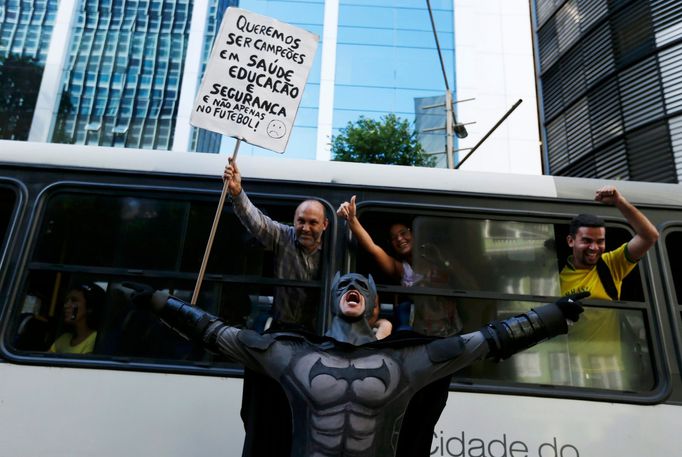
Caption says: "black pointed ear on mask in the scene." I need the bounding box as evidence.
[368,274,376,292]
[332,271,341,289]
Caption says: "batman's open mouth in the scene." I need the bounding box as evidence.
[345,289,361,305]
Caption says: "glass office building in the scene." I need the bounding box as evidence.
[53,0,193,148]
[0,0,57,62]
[532,0,682,183]
[192,0,232,152]
[21,0,237,151]
[0,0,59,140]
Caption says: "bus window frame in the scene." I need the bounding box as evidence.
[656,222,682,385]
[344,198,668,404]
[0,180,335,377]
[0,178,26,326]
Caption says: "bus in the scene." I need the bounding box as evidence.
[0,139,680,456]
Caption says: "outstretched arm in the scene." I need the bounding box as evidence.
[411,293,588,387]
[337,195,403,279]
[481,292,587,360]
[124,283,289,378]
[595,186,659,261]
[123,282,237,356]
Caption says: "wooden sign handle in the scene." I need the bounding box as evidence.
[191,139,241,305]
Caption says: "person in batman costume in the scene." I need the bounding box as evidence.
[124,274,586,457]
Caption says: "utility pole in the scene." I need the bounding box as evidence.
[445,89,454,169]
[425,0,468,169]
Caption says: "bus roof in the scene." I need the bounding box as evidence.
[1,140,680,206]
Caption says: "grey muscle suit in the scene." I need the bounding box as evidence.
[211,325,487,456]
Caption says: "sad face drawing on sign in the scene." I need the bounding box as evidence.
[267,119,286,138]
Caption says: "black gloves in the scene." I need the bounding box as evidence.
[121,282,155,308]
[554,291,589,323]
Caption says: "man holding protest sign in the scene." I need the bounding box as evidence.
[224,158,328,330]
[190,8,324,457]
[193,6,325,329]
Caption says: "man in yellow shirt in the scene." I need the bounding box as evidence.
[560,185,658,389]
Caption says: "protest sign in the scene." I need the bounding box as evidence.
[190,7,318,153]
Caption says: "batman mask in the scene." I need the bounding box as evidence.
[331,272,377,320]
[327,272,378,345]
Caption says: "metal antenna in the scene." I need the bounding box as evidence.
[455,99,523,169]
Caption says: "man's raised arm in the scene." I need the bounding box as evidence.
[595,185,659,261]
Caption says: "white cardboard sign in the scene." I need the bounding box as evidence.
[190,8,318,153]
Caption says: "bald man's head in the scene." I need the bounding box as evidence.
[294,200,328,253]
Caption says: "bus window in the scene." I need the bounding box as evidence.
[413,216,560,296]
[351,210,654,391]
[453,297,655,392]
[0,185,17,250]
[31,191,299,276]
[410,216,653,391]
[412,216,645,299]
[9,188,314,368]
[33,193,186,270]
[663,230,682,373]
[352,212,563,295]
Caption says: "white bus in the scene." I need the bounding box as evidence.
[0,140,680,456]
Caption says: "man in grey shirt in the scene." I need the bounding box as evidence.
[224,158,328,330]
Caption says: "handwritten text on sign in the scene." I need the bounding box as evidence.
[190,8,318,153]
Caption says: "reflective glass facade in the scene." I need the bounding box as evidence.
[334,1,455,167]
[0,0,58,61]
[0,0,58,140]
[533,0,682,183]
[191,0,233,153]
[53,0,193,148]
[334,1,453,127]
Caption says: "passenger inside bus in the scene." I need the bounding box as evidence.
[49,282,105,354]
[558,185,659,390]
[337,195,476,457]
[224,158,328,332]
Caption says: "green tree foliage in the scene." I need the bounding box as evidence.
[331,114,436,167]
[0,54,44,140]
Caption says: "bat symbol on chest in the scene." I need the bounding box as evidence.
[309,358,391,388]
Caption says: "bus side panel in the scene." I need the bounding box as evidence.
[0,364,244,456]
[435,391,677,456]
